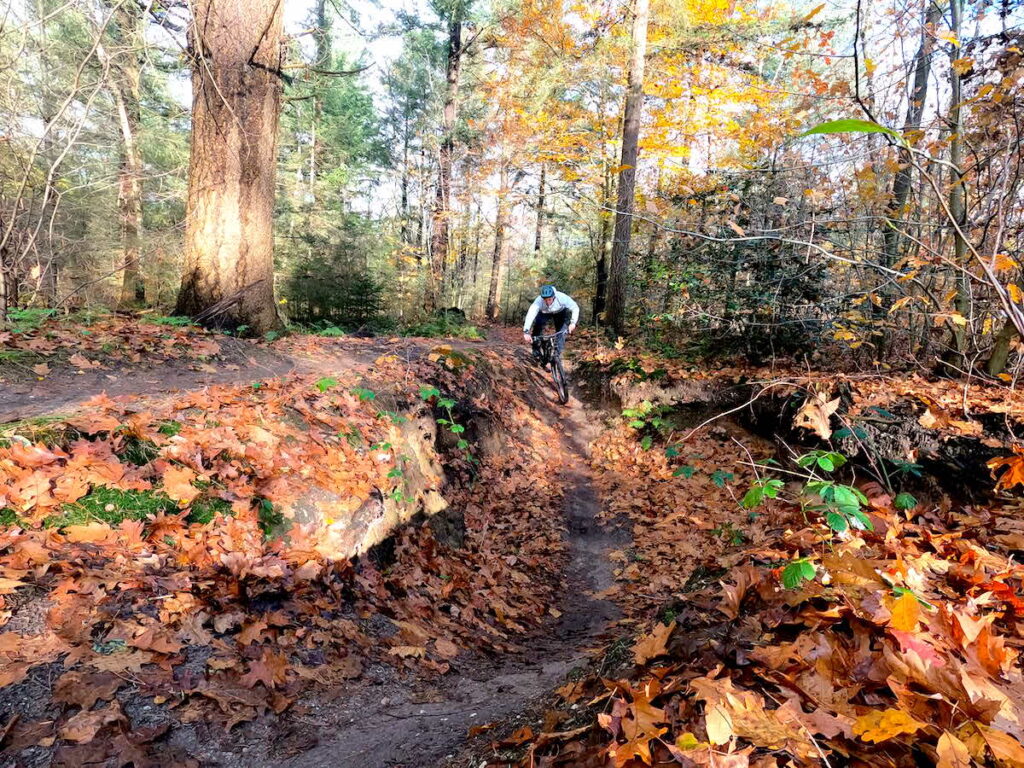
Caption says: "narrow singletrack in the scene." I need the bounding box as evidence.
[270,374,628,768]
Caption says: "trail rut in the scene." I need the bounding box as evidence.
[271,386,628,768]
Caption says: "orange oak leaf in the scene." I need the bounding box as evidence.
[632,621,675,665]
[161,466,200,505]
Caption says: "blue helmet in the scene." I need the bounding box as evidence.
[540,285,556,298]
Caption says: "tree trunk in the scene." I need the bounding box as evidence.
[309,0,329,206]
[534,163,545,253]
[400,112,411,243]
[985,320,1018,377]
[945,0,969,363]
[593,164,613,323]
[427,18,464,312]
[882,1,941,268]
[175,0,284,334]
[604,0,649,337]
[486,164,509,321]
[35,0,59,305]
[101,0,146,308]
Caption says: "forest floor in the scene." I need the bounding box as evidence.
[2,317,1024,768]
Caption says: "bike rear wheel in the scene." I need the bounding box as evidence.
[551,356,569,404]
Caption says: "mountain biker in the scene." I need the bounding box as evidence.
[522,285,579,364]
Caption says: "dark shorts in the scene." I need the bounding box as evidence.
[531,309,569,358]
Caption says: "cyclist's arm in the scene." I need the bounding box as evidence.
[523,299,541,334]
[559,292,581,328]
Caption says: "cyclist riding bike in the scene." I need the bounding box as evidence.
[522,284,580,365]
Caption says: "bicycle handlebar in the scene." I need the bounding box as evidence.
[535,329,568,339]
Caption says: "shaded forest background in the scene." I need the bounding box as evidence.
[1,0,1023,377]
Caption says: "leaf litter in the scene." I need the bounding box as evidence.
[0,341,572,765]
[496,344,1024,768]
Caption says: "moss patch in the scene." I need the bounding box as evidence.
[45,487,178,528]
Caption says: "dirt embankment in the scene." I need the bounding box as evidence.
[0,337,634,768]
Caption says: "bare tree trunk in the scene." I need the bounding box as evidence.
[400,112,411,243]
[175,0,284,334]
[605,0,649,337]
[945,0,969,362]
[486,163,509,321]
[427,18,464,312]
[593,207,610,323]
[36,0,59,305]
[534,163,545,253]
[883,1,941,267]
[309,0,329,206]
[100,0,146,308]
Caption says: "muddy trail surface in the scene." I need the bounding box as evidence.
[269,387,629,768]
[0,335,459,423]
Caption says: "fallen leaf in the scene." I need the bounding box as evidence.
[632,621,675,665]
[58,701,123,743]
[852,709,925,743]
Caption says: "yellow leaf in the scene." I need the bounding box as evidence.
[890,592,920,632]
[802,3,825,22]
[705,703,733,745]
[1009,284,1022,304]
[853,709,925,743]
[937,731,972,768]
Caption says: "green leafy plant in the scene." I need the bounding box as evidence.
[420,385,474,464]
[316,377,339,393]
[351,386,376,401]
[782,558,817,589]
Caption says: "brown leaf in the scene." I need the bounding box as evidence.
[239,649,289,690]
[388,645,426,659]
[68,353,102,370]
[53,671,122,709]
[631,621,675,665]
[937,731,972,768]
[58,701,123,743]
[794,393,840,439]
[433,638,459,659]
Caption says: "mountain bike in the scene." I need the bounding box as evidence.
[536,329,569,404]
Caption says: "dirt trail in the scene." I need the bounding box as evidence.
[271,384,628,768]
[0,336,475,423]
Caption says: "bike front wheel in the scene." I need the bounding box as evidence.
[551,356,569,404]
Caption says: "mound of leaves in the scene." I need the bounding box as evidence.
[0,346,569,764]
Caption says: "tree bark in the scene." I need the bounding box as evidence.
[486,163,509,321]
[534,163,545,253]
[427,17,464,312]
[102,0,146,308]
[985,320,1018,376]
[605,0,649,337]
[882,1,942,268]
[175,0,285,334]
[945,0,969,361]
[309,0,329,206]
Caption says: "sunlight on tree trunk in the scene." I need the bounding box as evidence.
[175,0,284,334]
[486,163,509,321]
[428,16,464,312]
[605,0,648,337]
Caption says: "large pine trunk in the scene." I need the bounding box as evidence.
[175,0,284,334]
[604,0,649,337]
